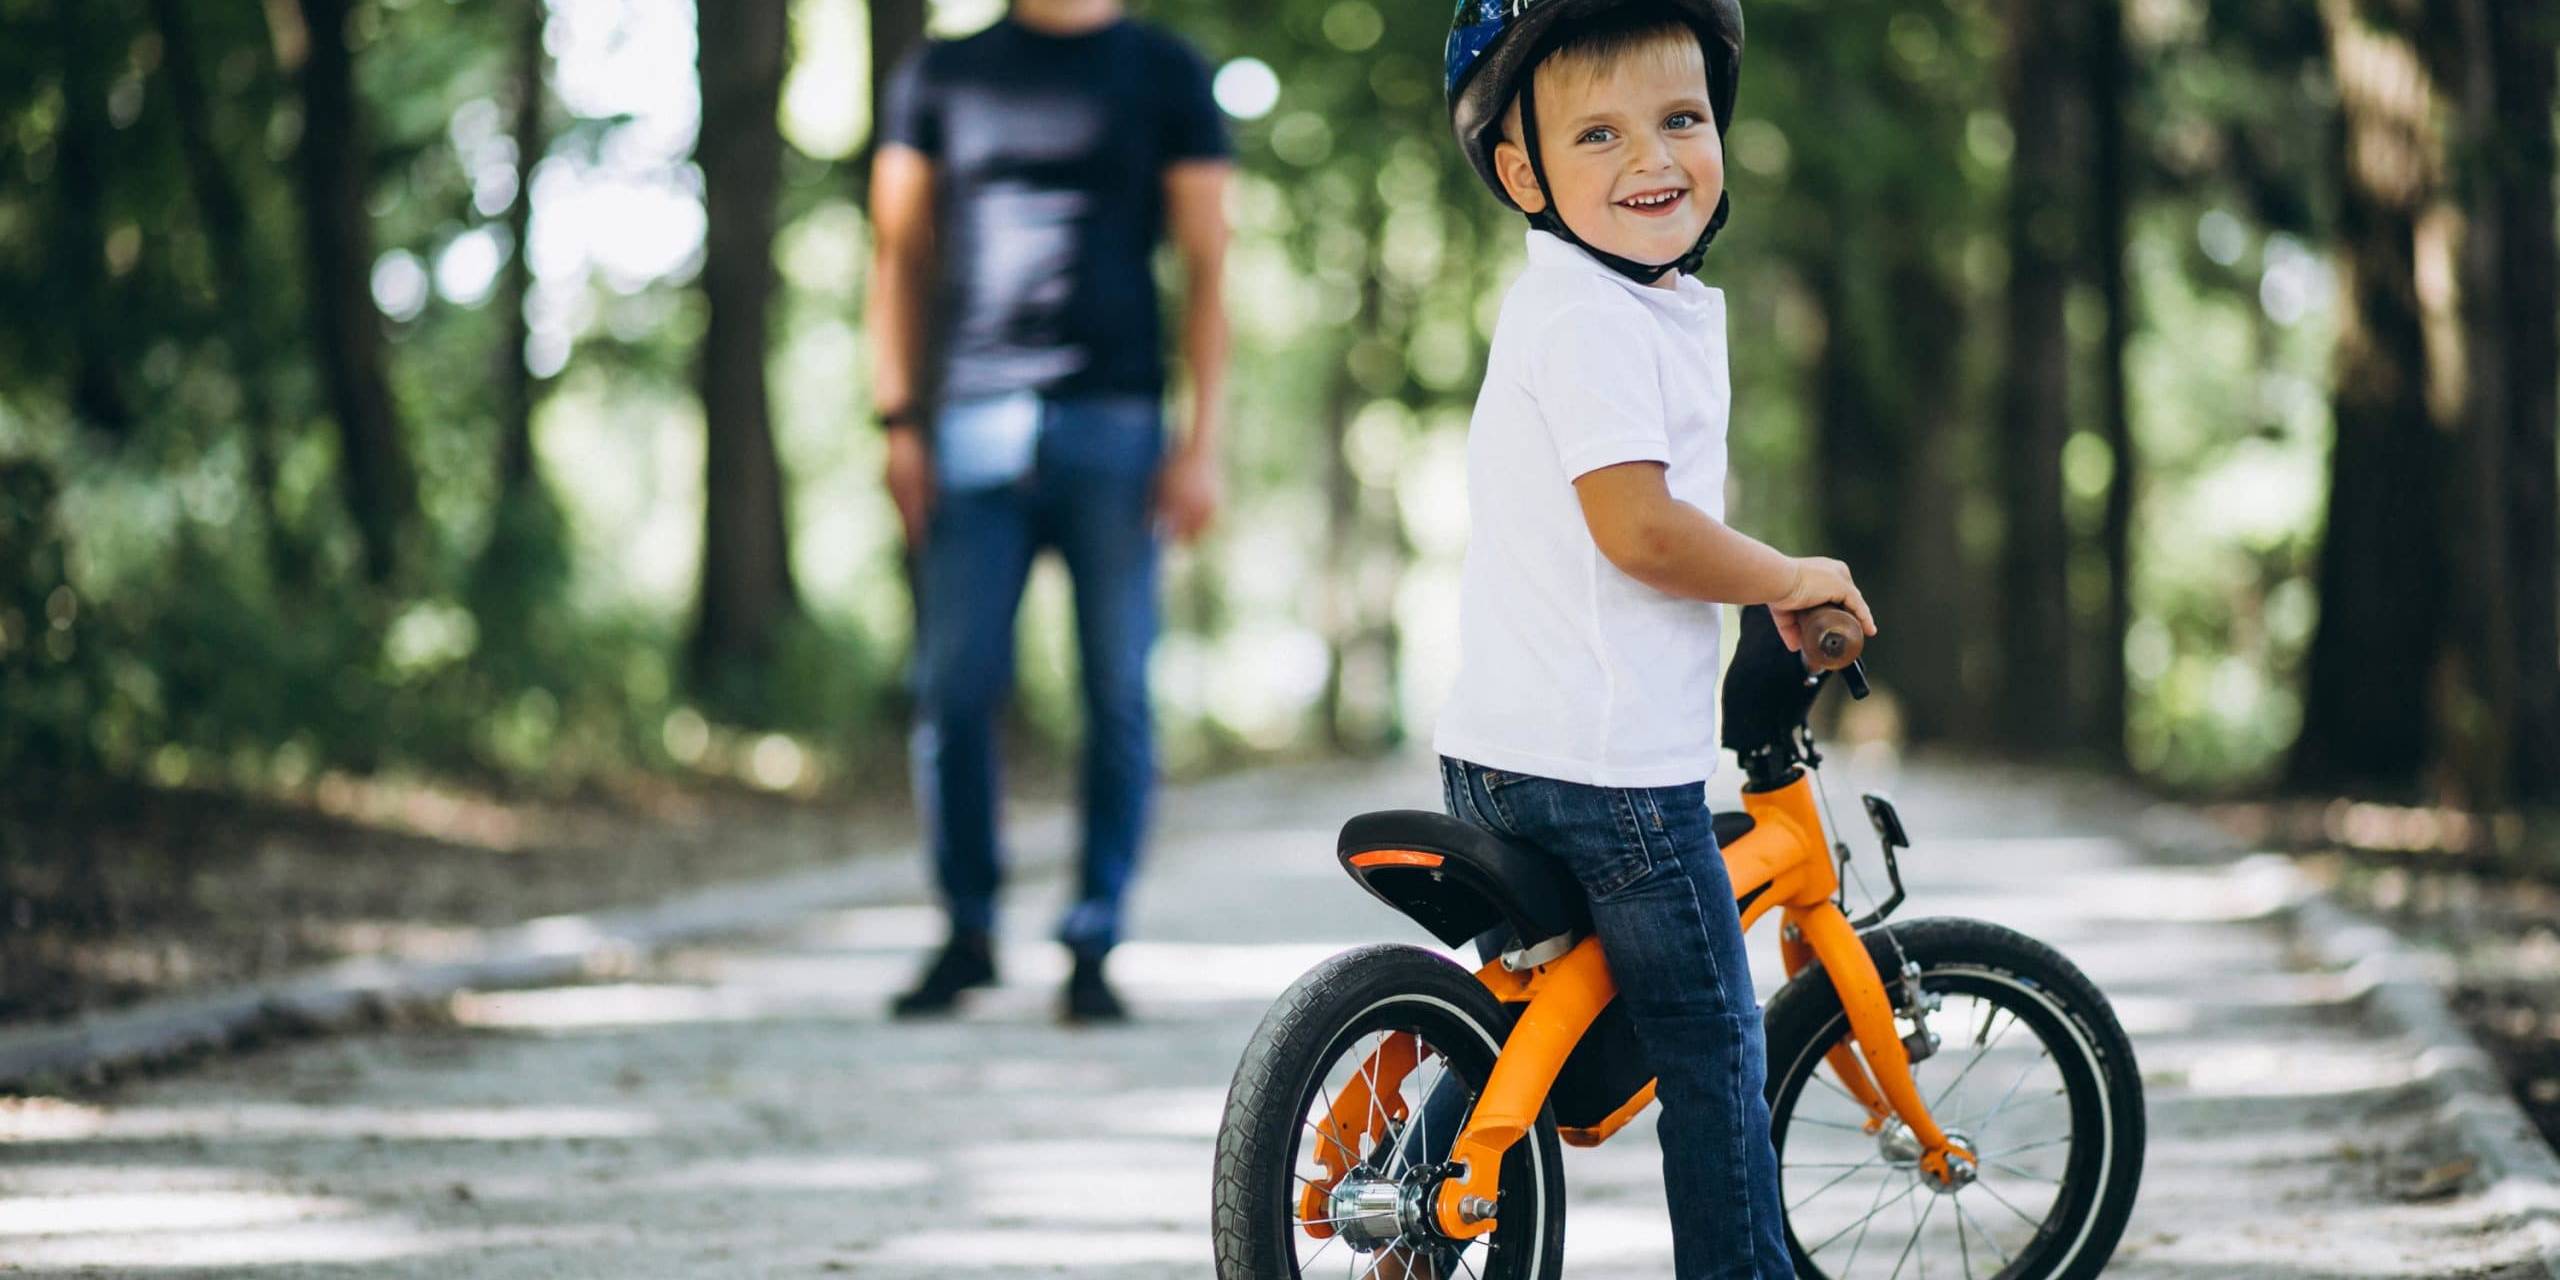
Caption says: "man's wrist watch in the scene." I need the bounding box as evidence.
[877,406,922,432]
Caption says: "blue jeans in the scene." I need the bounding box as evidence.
[910,393,1162,956]
[1426,757,1793,1280]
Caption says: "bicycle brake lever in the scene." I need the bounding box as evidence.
[1841,660,1870,701]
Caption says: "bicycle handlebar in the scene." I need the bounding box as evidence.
[1799,604,1865,672]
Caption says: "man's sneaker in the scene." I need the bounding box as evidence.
[1062,949,1128,1024]
[889,930,997,1018]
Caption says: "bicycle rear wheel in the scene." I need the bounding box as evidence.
[1760,917,2145,1280]
[1213,944,1566,1280]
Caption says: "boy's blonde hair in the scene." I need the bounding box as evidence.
[1498,14,1707,145]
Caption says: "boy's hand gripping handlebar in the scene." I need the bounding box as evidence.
[1797,604,1871,700]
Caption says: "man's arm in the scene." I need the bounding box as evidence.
[1156,158,1231,542]
[1573,461,1877,648]
[868,142,936,546]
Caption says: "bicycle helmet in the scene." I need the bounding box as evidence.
[1445,0,1743,281]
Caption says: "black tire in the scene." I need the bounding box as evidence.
[1760,917,2145,1280]
[1214,944,1567,1280]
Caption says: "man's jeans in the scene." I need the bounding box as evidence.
[911,393,1162,956]
[1426,757,1794,1280]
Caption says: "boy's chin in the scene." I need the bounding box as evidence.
[1588,222,1704,268]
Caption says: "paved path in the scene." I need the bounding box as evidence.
[0,756,2547,1277]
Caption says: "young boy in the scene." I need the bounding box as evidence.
[1436,1,1876,1275]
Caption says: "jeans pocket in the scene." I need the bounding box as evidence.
[1577,788,1660,899]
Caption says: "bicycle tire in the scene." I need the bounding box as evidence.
[1760,917,2146,1280]
[1213,944,1567,1280]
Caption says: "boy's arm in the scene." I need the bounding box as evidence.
[1574,461,1877,646]
[1157,158,1232,543]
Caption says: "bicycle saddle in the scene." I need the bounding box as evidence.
[1337,810,1592,957]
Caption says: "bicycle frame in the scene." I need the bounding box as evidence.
[1302,763,1976,1244]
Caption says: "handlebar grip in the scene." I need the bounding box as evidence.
[1802,605,1865,672]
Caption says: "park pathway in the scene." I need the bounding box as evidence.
[0,755,2547,1277]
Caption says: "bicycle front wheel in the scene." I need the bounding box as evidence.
[1212,944,1566,1280]
[1760,917,2146,1280]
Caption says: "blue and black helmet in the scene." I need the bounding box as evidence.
[1446,0,1744,274]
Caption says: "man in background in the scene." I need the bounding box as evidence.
[866,0,1232,1022]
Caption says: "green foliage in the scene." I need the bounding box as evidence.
[0,0,2434,796]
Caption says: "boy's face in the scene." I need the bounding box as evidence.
[1494,41,1722,282]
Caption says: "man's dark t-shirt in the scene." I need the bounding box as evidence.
[883,19,1229,402]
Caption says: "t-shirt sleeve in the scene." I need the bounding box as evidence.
[1528,301,1672,479]
[1155,39,1232,162]
[879,45,941,156]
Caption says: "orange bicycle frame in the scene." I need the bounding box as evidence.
[1306,768,1972,1242]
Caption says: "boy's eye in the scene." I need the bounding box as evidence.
[1665,111,1702,130]
[1577,126,1617,144]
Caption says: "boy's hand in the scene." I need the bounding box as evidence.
[1771,556,1877,653]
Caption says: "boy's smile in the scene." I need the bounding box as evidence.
[1494,37,1724,286]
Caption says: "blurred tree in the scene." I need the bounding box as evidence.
[1995,0,2079,755]
[491,0,550,515]
[46,0,133,436]
[150,0,303,589]
[2087,0,2135,766]
[691,0,802,695]
[1749,0,1990,747]
[2290,0,2447,797]
[2441,0,2559,807]
[281,0,419,587]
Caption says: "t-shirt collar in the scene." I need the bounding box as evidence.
[1524,228,1719,312]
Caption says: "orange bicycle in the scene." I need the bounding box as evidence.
[1212,605,2145,1279]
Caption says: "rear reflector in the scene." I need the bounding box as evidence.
[1347,849,1445,869]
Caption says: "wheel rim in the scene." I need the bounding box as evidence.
[1772,966,2113,1280]
[1282,996,1547,1280]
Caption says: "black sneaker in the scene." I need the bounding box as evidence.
[889,930,997,1018]
[1061,949,1128,1024]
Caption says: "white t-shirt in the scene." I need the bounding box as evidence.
[1433,230,1731,788]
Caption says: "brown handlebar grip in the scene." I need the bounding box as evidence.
[1802,605,1865,671]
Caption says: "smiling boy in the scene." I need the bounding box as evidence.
[1431,1,1876,1275]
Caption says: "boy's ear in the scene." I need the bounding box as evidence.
[1493,137,1548,214]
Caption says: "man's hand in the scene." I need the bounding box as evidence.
[1154,442,1221,543]
[1770,556,1877,652]
[883,424,934,547]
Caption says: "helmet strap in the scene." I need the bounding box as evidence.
[1516,68,1726,284]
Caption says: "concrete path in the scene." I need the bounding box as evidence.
[0,755,2548,1277]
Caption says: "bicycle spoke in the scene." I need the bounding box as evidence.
[1813,1063,1874,1111]
[1888,1191,1941,1280]
[1981,1133,2071,1161]
[1810,1169,1918,1260]
[1790,1151,1891,1215]
[1926,1008,2018,1115]
[1955,1184,1975,1280]
[1985,1158,2060,1183]
[1792,1115,1876,1133]
[1953,1194,2016,1270]
[1968,1049,2048,1136]
[1975,1176,2046,1230]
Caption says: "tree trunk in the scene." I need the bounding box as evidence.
[2086,0,2134,768]
[152,0,303,588]
[690,0,800,685]
[1996,0,2078,754]
[2486,1,2560,804]
[495,0,548,500]
[2289,0,2447,796]
[50,0,132,436]
[287,0,417,586]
